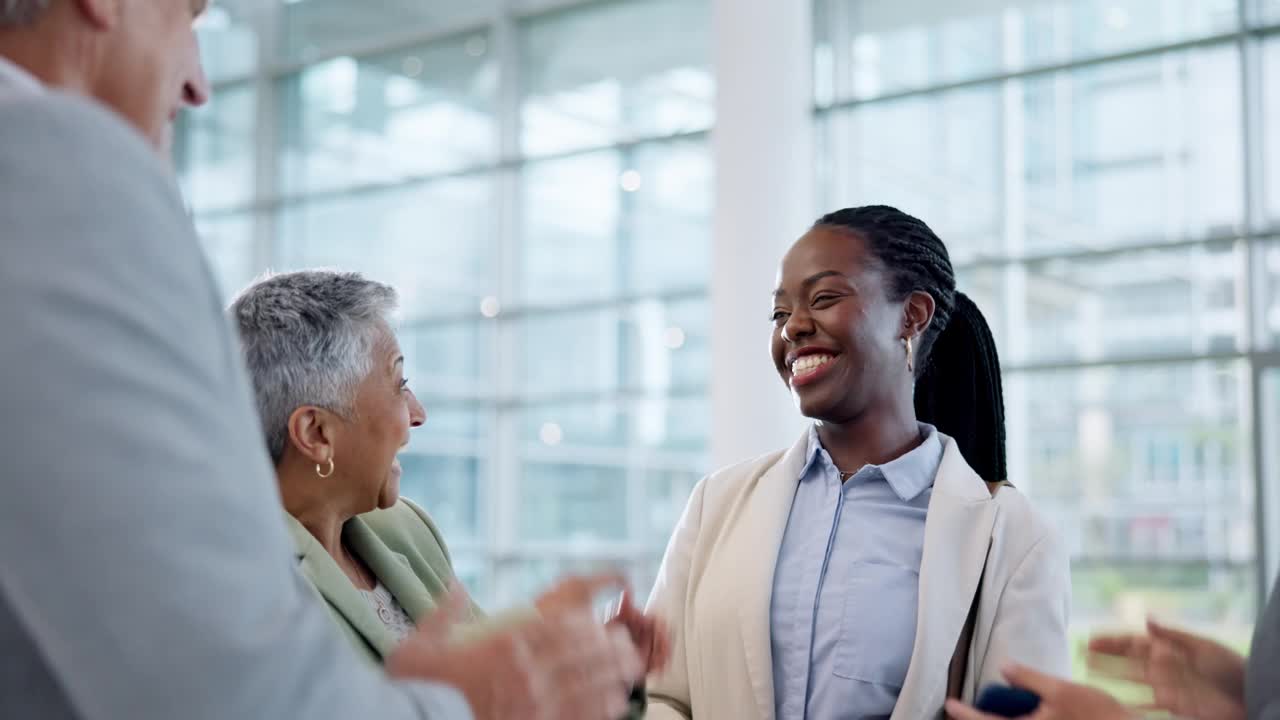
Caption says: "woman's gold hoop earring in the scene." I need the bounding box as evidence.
[316,458,335,478]
[905,336,915,375]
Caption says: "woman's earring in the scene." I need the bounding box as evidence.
[905,336,915,375]
[316,457,335,478]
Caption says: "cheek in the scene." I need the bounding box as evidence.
[770,332,786,369]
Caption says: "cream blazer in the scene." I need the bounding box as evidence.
[645,430,1071,720]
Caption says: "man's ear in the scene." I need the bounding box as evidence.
[70,0,121,31]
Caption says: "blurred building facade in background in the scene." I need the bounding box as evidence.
[180,0,1280,652]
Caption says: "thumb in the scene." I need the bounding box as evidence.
[1002,663,1064,698]
[1146,617,1201,651]
[617,589,641,617]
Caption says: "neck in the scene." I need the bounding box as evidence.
[277,460,356,559]
[0,25,95,95]
[815,399,921,474]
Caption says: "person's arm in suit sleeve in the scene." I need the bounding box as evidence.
[643,476,709,720]
[0,93,469,720]
[974,527,1072,692]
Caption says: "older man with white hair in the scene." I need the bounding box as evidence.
[0,2,645,719]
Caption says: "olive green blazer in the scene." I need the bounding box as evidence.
[288,499,647,717]
[285,498,488,663]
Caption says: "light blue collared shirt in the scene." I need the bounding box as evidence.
[770,423,943,720]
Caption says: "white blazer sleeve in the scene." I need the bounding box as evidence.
[975,529,1072,691]
[644,476,710,720]
[0,93,469,720]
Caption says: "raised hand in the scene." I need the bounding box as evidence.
[608,590,672,675]
[387,584,645,720]
[1086,618,1246,720]
[944,664,1135,720]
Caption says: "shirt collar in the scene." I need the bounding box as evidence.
[801,423,943,502]
[0,55,44,98]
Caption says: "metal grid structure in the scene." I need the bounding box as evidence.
[814,0,1280,632]
[178,0,714,607]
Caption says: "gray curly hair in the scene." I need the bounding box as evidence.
[0,0,51,25]
[230,270,399,464]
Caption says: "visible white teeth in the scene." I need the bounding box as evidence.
[791,354,834,375]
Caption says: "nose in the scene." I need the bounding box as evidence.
[781,309,815,344]
[183,38,211,108]
[408,390,427,428]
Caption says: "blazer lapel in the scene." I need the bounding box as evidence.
[892,437,997,720]
[345,516,437,622]
[734,431,811,720]
[285,515,399,659]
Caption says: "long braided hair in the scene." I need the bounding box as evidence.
[813,205,1007,483]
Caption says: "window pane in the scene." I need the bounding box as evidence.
[277,38,497,196]
[419,402,487,445]
[818,85,1002,263]
[520,0,713,155]
[518,393,709,454]
[195,213,256,300]
[827,44,1245,262]
[275,174,497,321]
[961,241,1247,366]
[398,454,482,543]
[1264,37,1280,226]
[815,0,1238,103]
[1262,0,1280,24]
[520,151,621,303]
[1254,239,1280,348]
[196,1,258,83]
[401,323,494,399]
[1009,361,1256,633]
[626,140,713,295]
[621,296,709,391]
[521,403,628,451]
[632,394,710,453]
[519,463,627,542]
[279,0,496,63]
[643,469,700,545]
[520,142,711,304]
[174,83,256,213]
[520,298,708,396]
[1020,45,1243,254]
[449,551,489,607]
[498,555,643,607]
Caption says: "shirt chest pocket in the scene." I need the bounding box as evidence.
[833,560,920,687]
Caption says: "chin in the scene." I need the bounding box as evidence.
[792,388,838,421]
[376,480,400,510]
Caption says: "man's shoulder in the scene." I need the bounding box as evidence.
[0,90,212,314]
[0,90,162,171]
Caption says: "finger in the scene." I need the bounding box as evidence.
[607,622,645,683]
[1002,663,1065,697]
[1087,633,1150,660]
[415,582,473,638]
[617,589,643,616]
[944,699,1011,720]
[1085,653,1148,684]
[1146,618,1200,651]
[574,570,632,601]
[650,617,673,673]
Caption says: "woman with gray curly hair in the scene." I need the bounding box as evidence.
[230,270,668,700]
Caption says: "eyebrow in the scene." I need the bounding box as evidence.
[392,356,404,369]
[773,270,846,298]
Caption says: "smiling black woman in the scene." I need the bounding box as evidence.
[645,205,1070,720]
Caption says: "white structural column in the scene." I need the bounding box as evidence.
[709,0,814,470]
